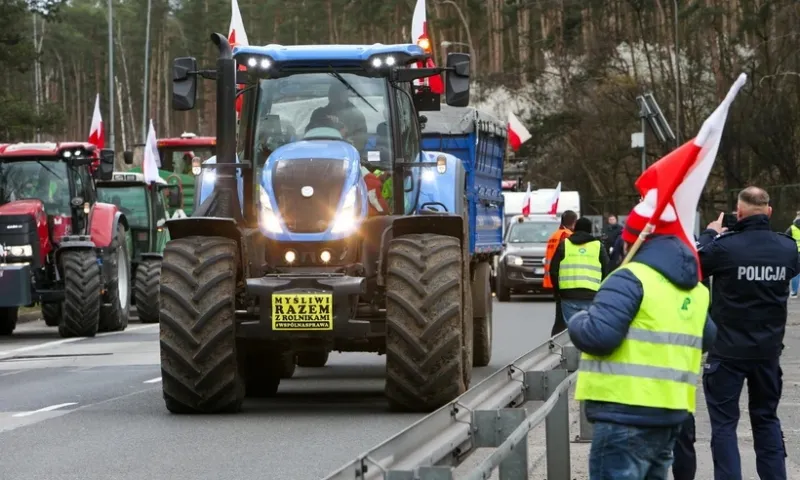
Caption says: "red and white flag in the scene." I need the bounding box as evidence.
[508,112,531,151]
[228,0,248,115]
[548,182,562,215]
[88,94,104,149]
[410,0,444,95]
[634,73,747,268]
[521,182,532,217]
[143,120,161,184]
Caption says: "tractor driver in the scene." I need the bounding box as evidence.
[306,81,368,151]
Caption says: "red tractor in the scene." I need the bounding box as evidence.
[0,142,131,337]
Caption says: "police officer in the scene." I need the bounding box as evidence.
[697,186,800,480]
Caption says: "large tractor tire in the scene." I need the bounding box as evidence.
[296,351,329,368]
[460,211,473,388]
[471,262,493,367]
[159,236,244,414]
[496,274,511,302]
[0,307,18,335]
[134,259,161,324]
[59,249,101,338]
[238,342,289,397]
[99,225,131,332]
[385,233,467,412]
[42,302,62,327]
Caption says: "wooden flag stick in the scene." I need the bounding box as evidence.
[620,222,655,266]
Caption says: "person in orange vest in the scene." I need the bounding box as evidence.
[361,166,389,216]
[543,210,578,336]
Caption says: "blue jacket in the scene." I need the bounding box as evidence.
[568,235,717,428]
[698,214,800,360]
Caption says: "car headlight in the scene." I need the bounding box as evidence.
[331,186,358,234]
[259,185,283,233]
[506,254,524,266]
[5,245,32,257]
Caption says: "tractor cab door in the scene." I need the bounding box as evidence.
[69,165,95,236]
[154,187,170,251]
[393,84,423,215]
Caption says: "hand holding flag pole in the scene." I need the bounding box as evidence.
[621,73,748,267]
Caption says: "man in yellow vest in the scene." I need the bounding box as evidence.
[567,192,717,479]
[550,217,610,324]
[784,211,800,298]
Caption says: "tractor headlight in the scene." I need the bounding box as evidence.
[331,186,358,234]
[422,170,436,182]
[259,185,283,233]
[5,245,32,257]
[505,254,524,266]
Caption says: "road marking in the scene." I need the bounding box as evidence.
[0,323,159,360]
[143,376,162,384]
[12,402,78,418]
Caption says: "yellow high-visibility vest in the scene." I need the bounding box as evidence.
[574,261,708,413]
[559,240,602,291]
[790,225,800,252]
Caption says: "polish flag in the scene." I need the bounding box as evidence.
[521,182,531,217]
[143,119,162,184]
[228,0,248,115]
[411,0,444,95]
[88,94,104,149]
[633,73,747,270]
[508,112,531,151]
[548,182,562,215]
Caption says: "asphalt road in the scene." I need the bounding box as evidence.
[0,297,556,480]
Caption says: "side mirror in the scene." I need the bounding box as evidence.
[172,57,198,111]
[444,52,470,108]
[123,151,133,165]
[98,149,114,181]
[166,186,182,209]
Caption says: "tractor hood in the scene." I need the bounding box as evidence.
[0,199,55,265]
[259,140,367,240]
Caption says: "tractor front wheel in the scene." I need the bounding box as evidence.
[99,225,131,332]
[134,259,161,324]
[42,302,62,327]
[59,249,101,338]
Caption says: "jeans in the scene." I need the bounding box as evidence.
[703,357,786,480]
[672,414,696,480]
[589,421,681,480]
[561,298,593,325]
[791,274,799,295]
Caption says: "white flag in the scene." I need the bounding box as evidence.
[143,120,161,184]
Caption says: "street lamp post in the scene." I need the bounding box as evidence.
[107,0,115,150]
[674,0,681,145]
[436,0,475,75]
[142,0,152,142]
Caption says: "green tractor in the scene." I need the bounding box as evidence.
[95,171,179,324]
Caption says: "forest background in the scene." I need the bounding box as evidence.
[2,0,799,224]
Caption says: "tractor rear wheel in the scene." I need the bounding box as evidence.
[59,249,101,338]
[296,351,328,368]
[99,225,131,332]
[42,302,62,327]
[0,307,18,335]
[134,259,161,324]
[385,233,466,412]
[159,236,244,414]
[239,341,286,397]
[472,262,493,367]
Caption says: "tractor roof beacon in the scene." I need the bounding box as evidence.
[96,172,180,324]
[0,143,132,337]
[161,33,480,414]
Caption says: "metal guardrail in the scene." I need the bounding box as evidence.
[323,330,593,480]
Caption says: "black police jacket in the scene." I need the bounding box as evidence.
[698,214,800,360]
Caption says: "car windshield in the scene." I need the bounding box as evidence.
[507,221,560,243]
[251,72,392,166]
[158,146,216,176]
[97,186,149,228]
[0,160,70,215]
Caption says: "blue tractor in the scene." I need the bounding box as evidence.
[162,33,504,413]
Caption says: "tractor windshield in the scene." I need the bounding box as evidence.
[96,186,149,229]
[158,146,216,176]
[251,72,392,168]
[0,160,70,215]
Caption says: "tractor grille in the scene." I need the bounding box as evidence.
[272,158,347,233]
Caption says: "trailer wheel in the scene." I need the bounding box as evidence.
[296,351,329,368]
[385,233,466,412]
[99,225,131,332]
[159,236,244,414]
[471,262,493,367]
[0,307,18,336]
[42,302,62,327]
[134,258,161,324]
[59,249,101,338]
